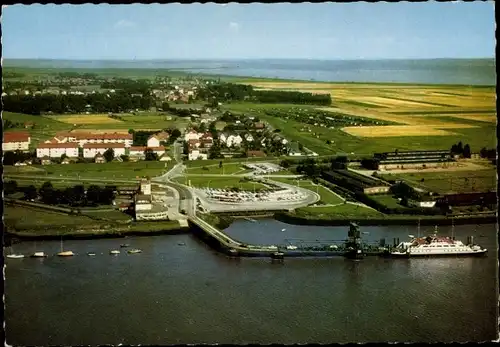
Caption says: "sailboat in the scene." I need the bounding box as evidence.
[57,238,74,257]
[31,241,48,258]
[6,245,24,259]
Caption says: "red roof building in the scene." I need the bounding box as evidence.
[3,131,30,143]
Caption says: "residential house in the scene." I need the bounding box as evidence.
[272,134,288,145]
[199,133,214,148]
[129,146,166,157]
[254,122,265,131]
[74,132,133,148]
[36,142,79,158]
[95,153,106,164]
[147,131,170,148]
[188,149,208,161]
[184,130,200,142]
[188,139,201,149]
[41,156,52,165]
[220,133,242,147]
[83,143,126,159]
[3,131,31,152]
[159,154,172,162]
[244,133,254,142]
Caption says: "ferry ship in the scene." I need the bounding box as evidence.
[391,232,487,257]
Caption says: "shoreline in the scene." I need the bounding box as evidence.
[3,64,495,88]
[274,212,497,227]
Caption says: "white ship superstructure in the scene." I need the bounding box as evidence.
[391,233,487,257]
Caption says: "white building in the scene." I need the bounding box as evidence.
[225,134,243,147]
[128,146,166,157]
[36,142,79,158]
[188,149,208,161]
[3,132,31,152]
[135,194,152,211]
[83,143,126,158]
[147,131,170,148]
[244,133,254,142]
[184,130,200,142]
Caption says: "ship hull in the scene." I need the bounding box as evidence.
[390,250,487,258]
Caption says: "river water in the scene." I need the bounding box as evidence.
[5,220,498,345]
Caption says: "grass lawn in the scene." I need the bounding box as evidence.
[83,210,133,221]
[3,112,73,148]
[370,194,403,209]
[296,204,384,219]
[174,175,267,190]
[380,169,497,194]
[185,157,280,168]
[4,161,174,180]
[4,205,95,229]
[8,177,133,189]
[268,177,345,205]
[186,162,246,175]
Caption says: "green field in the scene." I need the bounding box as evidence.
[269,177,345,205]
[3,111,73,147]
[6,177,134,189]
[4,205,95,228]
[380,169,497,194]
[186,162,248,175]
[3,161,174,180]
[295,203,384,219]
[370,194,404,209]
[185,157,280,168]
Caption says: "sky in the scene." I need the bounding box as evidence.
[2,2,496,60]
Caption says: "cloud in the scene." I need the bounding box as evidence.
[229,22,239,33]
[114,19,136,30]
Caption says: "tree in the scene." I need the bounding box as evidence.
[103,148,115,162]
[457,141,463,155]
[144,148,159,161]
[120,154,130,162]
[219,161,223,169]
[161,102,170,111]
[39,181,55,204]
[128,128,135,135]
[4,180,18,195]
[463,144,471,158]
[24,185,38,201]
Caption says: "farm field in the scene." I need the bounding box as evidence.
[236,82,495,152]
[47,114,123,124]
[3,161,174,180]
[379,169,497,194]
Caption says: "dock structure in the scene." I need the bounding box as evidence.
[188,215,391,258]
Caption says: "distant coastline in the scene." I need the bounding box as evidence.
[3,58,496,86]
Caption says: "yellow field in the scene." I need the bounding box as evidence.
[48,114,123,125]
[245,81,496,138]
[342,124,477,138]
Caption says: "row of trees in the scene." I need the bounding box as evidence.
[3,92,155,115]
[5,180,115,207]
[196,82,332,105]
[3,119,25,130]
[450,141,471,158]
[3,150,36,166]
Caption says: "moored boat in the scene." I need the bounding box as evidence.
[127,249,142,254]
[110,250,120,255]
[391,227,487,257]
[120,244,130,248]
[31,252,48,258]
[87,252,96,256]
[6,254,25,259]
[57,251,75,257]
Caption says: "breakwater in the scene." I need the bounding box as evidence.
[275,212,497,227]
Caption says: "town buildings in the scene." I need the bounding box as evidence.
[3,131,31,152]
[82,143,126,158]
[36,142,79,158]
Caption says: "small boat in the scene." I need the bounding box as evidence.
[127,249,142,254]
[57,238,74,257]
[110,250,120,255]
[178,242,186,246]
[87,252,96,256]
[6,254,25,259]
[281,228,286,232]
[120,244,130,248]
[5,246,24,259]
[31,252,48,258]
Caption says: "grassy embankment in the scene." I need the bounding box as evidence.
[4,204,184,239]
[3,161,174,181]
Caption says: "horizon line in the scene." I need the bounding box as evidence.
[3,57,495,62]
